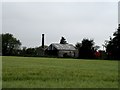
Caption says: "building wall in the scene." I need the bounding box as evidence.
[58,50,76,58]
[46,44,79,58]
[74,50,79,58]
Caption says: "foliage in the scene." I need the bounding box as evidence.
[60,37,67,44]
[2,56,118,88]
[106,24,120,60]
[76,39,96,59]
[94,45,100,51]
[20,46,48,57]
[75,42,82,49]
[1,33,49,57]
[1,33,21,56]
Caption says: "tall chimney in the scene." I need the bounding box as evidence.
[42,34,44,48]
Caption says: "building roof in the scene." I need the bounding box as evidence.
[51,43,76,51]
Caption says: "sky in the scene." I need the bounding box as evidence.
[2,1,118,49]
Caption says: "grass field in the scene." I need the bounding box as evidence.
[2,56,118,88]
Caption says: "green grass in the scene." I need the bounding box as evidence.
[2,56,118,88]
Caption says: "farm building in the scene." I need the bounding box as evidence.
[45,43,78,58]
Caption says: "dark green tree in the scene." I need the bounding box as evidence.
[20,45,48,57]
[106,24,120,59]
[75,42,82,49]
[76,39,96,59]
[60,37,67,44]
[35,45,48,56]
[2,33,21,56]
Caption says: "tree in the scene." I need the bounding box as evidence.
[2,33,21,56]
[36,45,48,56]
[106,24,120,59]
[94,45,100,51]
[25,48,36,56]
[60,37,67,44]
[75,42,82,49]
[76,39,96,59]
[102,40,109,50]
[20,45,48,57]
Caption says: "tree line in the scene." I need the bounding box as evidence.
[1,24,120,60]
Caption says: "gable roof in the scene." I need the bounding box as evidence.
[51,43,76,51]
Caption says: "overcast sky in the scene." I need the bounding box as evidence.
[2,1,118,49]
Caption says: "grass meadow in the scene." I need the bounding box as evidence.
[2,56,118,88]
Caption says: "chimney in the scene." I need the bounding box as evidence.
[42,34,44,48]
